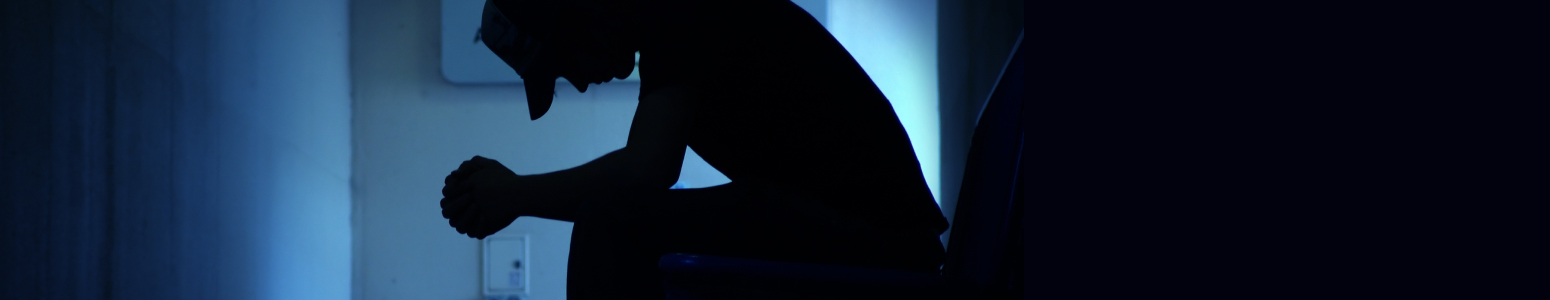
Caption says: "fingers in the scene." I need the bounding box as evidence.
[440,178,475,211]
[463,156,499,172]
[449,157,483,179]
[450,218,466,234]
[442,178,475,198]
[441,194,473,219]
[458,157,485,172]
[444,194,475,234]
[453,197,481,233]
[446,169,468,185]
[471,215,487,239]
[447,156,492,184]
[445,156,501,197]
[474,215,500,240]
[444,171,473,199]
[446,156,506,239]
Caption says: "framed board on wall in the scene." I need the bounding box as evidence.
[440,0,828,84]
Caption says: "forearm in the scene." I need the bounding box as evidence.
[512,147,678,222]
[514,86,694,222]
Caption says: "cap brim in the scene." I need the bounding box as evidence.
[525,76,556,120]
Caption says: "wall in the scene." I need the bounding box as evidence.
[828,0,941,204]
[349,1,728,300]
[208,0,354,299]
[1,0,353,299]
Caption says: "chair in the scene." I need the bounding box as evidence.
[658,30,1025,300]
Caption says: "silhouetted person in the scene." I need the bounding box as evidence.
[438,0,948,298]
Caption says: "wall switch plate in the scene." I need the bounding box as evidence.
[483,235,530,298]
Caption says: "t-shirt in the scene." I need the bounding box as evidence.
[637,0,949,236]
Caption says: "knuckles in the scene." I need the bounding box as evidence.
[442,157,514,239]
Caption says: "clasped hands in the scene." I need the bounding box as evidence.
[440,156,524,239]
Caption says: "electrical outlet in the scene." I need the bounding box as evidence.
[484,235,529,298]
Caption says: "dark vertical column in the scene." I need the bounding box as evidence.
[4,0,222,299]
[937,0,1024,246]
[1,1,59,299]
[937,0,968,246]
[2,0,120,299]
[49,0,116,299]
[108,0,179,297]
[168,0,217,298]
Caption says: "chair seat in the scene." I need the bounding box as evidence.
[658,253,957,300]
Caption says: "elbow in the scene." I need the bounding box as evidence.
[617,147,684,190]
[622,157,681,190]
[646,172,680,190]
[641,162,681,190]
[624,168,678,190]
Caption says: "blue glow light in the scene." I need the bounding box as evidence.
[828,0,941,203]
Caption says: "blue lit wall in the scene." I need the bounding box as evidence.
[209,0,354,299]
[828,0,942,203]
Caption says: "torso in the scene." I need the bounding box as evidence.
[638,0,948,235]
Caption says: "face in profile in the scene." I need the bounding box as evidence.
[478,0,639,119]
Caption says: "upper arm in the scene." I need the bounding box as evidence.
[623,86,697,188]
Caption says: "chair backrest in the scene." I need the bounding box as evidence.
[942,30,1024,299]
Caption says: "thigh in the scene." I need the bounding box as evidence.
[580,182,943,270]
[577,183,814,254]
